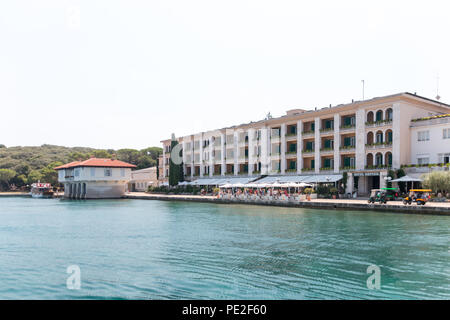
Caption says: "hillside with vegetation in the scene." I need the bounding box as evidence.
[0,144,162,190]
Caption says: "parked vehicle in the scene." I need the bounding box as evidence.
[381,187,400,202]
[403,189,432,205]
[368,189,387,204]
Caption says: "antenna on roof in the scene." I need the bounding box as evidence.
[361,80,365,100]
[436,74,441,100]
[265,112,272,120]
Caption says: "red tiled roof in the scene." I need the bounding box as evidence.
[54,158,136,170]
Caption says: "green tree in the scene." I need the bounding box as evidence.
[0,144,6,148]
[91,150,112,158]
[0,168,17,190]
[422,171,450,194]
[387,169,395,188]
[27,170,43,185]
[169,135,184,186]
[40,161,63,185]
[395,168,406,193]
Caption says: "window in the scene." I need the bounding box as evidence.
[417,157,429,165]
[439,153,450,164]
[74,168,80,177]
[418,131,430,141]
[104,168,112,177]
[120,168,125,177]
[90,168,95,177]
[443,128,450,139]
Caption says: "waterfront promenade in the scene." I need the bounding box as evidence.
[125,192,450,216]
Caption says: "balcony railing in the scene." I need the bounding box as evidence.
[286,151,297,155]
[365,142,392,148]
[320,147,334,152]
[320,167,333,171]
[340,124,356,129]
[320,127,334,133]
[302,130,315,135]
[365,165,391,170]
[303,149,314,153]
[286,132,297,137]
[340,166,356,171]
[365,119,392,127]
[340,145,355,150]
[286,169,297,172]
[301,168,314,172]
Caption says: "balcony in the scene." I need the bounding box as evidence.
[340,145,355,151]
[340,166,356,171]
[320,147,334,154]
[319,127,334,134]
[303,149,315,156]
[339,124,356,133]
[302,130,315,137]
[365,119,392,128]
[365,142,392,149]
[364,165,391,170]
[319,167,333,172]
[301,168,314,172]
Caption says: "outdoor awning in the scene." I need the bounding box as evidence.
[182,176,259,186]
[255,174,343,184]
[391,175,423,182]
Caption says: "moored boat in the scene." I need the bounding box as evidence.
[30,182,54,198]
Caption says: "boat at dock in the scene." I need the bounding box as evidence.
[30,183,54,198]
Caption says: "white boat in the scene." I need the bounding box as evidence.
[30,182,54,198]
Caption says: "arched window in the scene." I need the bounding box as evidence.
[385,152,392,166]
[366,154,374,167]
[376,110,383,122]
[385,129,393,143]
[367,111,374,123]
[376,131,383,144]
[385,108,393,121]
[375,153,383,166]
[367,132,374,145]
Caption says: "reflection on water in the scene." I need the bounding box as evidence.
[0,197,449,299]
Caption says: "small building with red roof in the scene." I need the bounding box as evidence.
[54,158,136,199]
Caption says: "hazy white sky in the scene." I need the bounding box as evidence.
[1,0,449,150]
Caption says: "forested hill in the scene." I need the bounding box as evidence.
[0,144,162,190]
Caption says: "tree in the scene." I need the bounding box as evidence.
[169,135,183,186]
[395,168,406,193]
[387,169,395,188]
[0,144,6,148]
[0,168,17,190]
[40,161,63,185]
[422,171,450,194]
[91,150,112,158]
[27,170,43,185]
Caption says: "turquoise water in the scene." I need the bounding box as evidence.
[0,197,449,300]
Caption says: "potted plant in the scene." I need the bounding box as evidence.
[330,187,339,199]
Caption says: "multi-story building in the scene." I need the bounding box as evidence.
[160,93,450,195]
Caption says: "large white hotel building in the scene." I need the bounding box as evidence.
[159,93,450,195]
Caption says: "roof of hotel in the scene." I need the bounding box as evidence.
[161,92,450,143]
[54,158,137,170]
[411,113,450,122]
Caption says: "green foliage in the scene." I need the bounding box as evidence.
[168,138,183,186]
[422,171,450,194]
[0,144,162,190]
[342,171,348,190]
[27,170,43,185]
[395,168,406,193]
[387,169,395,188]
[0,168,17,190]
[303,187,313,194]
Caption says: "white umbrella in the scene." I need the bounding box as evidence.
[298,182,313,187]
[391,175,422,182]
[219,183,233,188]
[270,182,286,188]
[232,183,245,188]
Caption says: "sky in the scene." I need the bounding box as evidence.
[1,0,449,150]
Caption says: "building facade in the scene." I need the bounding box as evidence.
[160,93,450,195]
[128,167,158,191]
[55,158,136,199]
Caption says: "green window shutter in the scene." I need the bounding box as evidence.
[290,161,296,169]
[344,137,350,146]
[311,160,315,169]
[324,158,330,167]
[311,123,315,131]
[344,157,350,167]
